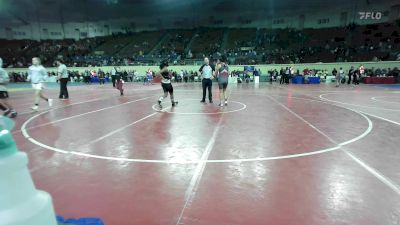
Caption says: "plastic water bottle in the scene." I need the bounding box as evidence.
[0,116,57,225]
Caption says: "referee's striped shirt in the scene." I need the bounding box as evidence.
[199,64,214,79]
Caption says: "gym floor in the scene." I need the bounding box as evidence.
[8,82,400,225]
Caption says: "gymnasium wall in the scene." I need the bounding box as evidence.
[5,61,399,76]
[1,1,398,40]
[2,21,130,40]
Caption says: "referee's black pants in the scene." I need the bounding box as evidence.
[202,78,212,102]
[111,75,116,87]
[59,78,69,99]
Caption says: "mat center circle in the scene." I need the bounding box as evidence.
[152,99,247,115]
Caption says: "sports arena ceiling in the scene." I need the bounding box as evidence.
[0,0,397,24]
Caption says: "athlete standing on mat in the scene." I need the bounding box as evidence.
[0,57,17,118]
[199,57,214,103]
[215,56,229,107]
[116,69,124,96]
[156,60,177,109]
[28,57,53,111]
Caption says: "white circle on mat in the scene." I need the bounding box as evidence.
[151,99,247,115]
[21,95,372,164]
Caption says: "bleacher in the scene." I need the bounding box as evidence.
[118,31,165,56]
[154,30,194,56]
[350,22,400,61]
[226,28,257,49]
[0,39,36,66]
[190,28,224,57]
[93,36,133,56]
[304,27,347,49]
[1,22,399,67]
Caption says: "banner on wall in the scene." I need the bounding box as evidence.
[244,66,255,72]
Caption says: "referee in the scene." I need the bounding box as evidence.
[199,57,214,103]
[55,60,69,99]
[111,67,117,87]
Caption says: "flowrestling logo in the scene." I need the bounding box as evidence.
[359,12,382,20]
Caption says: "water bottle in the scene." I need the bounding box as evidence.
[0,116,57,225]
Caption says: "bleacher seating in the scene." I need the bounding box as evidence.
[118,31,165,56]
[154,30,194,56]
[1,22,399,67]
[226,28,257,49]
[190,28,224,57]
[304,27,347,49]
[93,36,132,55]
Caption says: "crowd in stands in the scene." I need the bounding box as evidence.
[1,22,399,68]
[154,31,193,57]
[66,69,203,84]
[266,66,400,82]
[5,61,399,86]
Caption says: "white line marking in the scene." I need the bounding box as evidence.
[16,97,106,116]
[175,117,223,225]
[20,96,153,132]
[175,89,233,224]
[17,87,400,195]
[356,111,400,126]
[318,94,400,126]
[85,112,158,145]
[268,96,336,143]
[22,134,68,153]
[22,108,165,152]
[14,90,157,116]
[151,99,247,115]
[277,95,400,195]
[268,95,374,146]
[371,96,400,105]
[67,151,169,163]
[20,95,372,163]
[320,93,400,111]
[268,95,375,146]
[74,104,172,147]
[11,91,106,108]
[343,150,400,195]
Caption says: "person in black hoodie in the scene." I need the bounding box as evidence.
[353,69,360,85]
[332,68,338,87]
[98,69,105,85]
[279,67,285,84]
[347,66,354,85]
